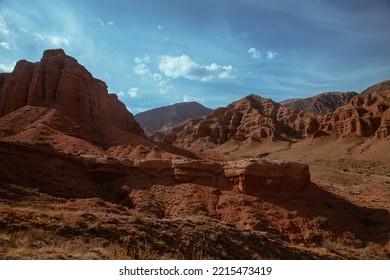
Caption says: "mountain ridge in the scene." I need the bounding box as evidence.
[135,101,212,137]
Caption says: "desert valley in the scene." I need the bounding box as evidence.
[0,49,389,259]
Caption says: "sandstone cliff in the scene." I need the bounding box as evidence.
[166,94,319,148]
[319,90,390,139]
[0,49,145,138]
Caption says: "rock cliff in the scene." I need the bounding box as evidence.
[319,90,390,138]
[0,49,145,137]
[166,94,319,148]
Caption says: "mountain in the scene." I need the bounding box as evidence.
[135,102,212,136]
[0,49,144,140]
[0,49,196,159]
[360,80,390,97]
[282,91,358,116]
[319,88,390,139]
[164,94,319,149]
[166,81,390,151]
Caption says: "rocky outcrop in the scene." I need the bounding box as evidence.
[168,82,390,149]
[318,90,390,138]
[0,49,145,137]
[166,94,319,147]
[0,140,310,198]
[223,159,310,193]
[282,91,358,116]
[116,158,310,194]
[375,108,390,139]
[135,101,212,137]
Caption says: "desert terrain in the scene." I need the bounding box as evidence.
[0,49,389,259]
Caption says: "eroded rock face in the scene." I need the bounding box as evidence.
[318,91,390,138]
[168,86,390,149]
[223,159,310,193]
[168,94,318,147]
[126,158,311,194]
[0,49,145,137]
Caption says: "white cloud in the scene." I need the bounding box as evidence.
[153,73,162,81]
[158,79,173,94]
[0,14,11,35]
[134,55,152,76]
[118,91,125,97]
[183,95,204,103]
[96,18,104,26]
[134,55,150,64]
[0,62,16,72]
[49,35,70,47]
[134,63,151,75]
[0,41,10,50]
[128,87,138,98]
[159,55,237,81]
[267,51,278,59]
[34,32,45,41]
[248,47,261,59]
[97,18,114,26]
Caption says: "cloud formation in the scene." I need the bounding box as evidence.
[159,55,237,81]
[49,35,70,47]
[134,55,151,75]
[183,94,204,103]
[266,51,278,59]
[128,87,138,98]
[248,47,261,59]
[0,41,10,50]
[0,62,16,73]
[96,18,115,27]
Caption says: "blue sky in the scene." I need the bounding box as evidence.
[1,0,389,113]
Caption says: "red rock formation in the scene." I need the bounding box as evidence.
[168,84,390,150]
[167,94,318,148]
[0,49,145,137]
[318,90,390,138]
[376,108,390,139]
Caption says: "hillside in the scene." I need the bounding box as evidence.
[135,102,212,136]
[282,91,358,116]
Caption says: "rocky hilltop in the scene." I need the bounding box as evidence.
[165,94,319,149]
[282,91,358,116]
[0,49,144,137]
[135,102,212,137]
[319,89,390,139]
[166,83,389,151]
[360,80,390,97]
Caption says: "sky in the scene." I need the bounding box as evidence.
[1,0,389,113]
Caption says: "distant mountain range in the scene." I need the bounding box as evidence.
[135,102,212,138]
[281,91,358,116]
